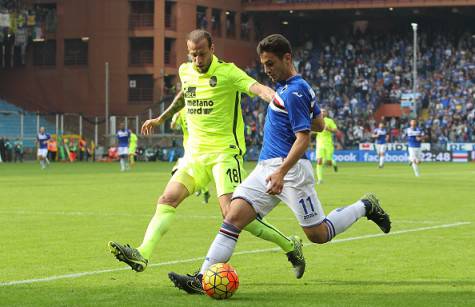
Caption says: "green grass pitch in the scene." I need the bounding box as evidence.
[1,161,474,306]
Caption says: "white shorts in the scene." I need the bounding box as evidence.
[232,158,325,227]
[37,148,48,158]
[376,144,386,154]
[408,147,422,162]
[118,147,129,156]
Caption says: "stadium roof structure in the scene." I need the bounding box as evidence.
[243,0,475,12]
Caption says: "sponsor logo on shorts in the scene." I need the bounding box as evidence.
[303,212,318,220]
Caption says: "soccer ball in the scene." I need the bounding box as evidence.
[201,263,239,299]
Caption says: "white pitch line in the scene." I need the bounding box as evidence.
[0,210,457,224]
[0,221,470,287]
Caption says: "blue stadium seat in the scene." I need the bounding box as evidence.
[0,100,56,147]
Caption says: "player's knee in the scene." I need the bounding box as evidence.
[306,232,328,244]
[158,193,180,206]
[304,223,330,244]
[317,159,323,165]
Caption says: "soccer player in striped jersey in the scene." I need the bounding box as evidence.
[108,30,304,279]
[372,122,389,168]
[406,119,424,177]
[116,122,131,172]
[36,127,50,169]
[168,34,391,294]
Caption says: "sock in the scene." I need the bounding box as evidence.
[316,164,323,181]
[379,156,384,167]
[332,160,337,167]
[120,158,125,170]
[137,205,176,260]
[325,200,366,241]
[200,221,240,275]
[412,162,420,176]
[40,160,45,168]
[244,217,294,253]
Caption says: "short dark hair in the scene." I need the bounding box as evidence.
[187,29,213,48]
[256,34,292,58]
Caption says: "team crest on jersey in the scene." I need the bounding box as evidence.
[209,76,217,87]
[184,87,196,98]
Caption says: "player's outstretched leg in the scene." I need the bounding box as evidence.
[108,241,148,272]
[286,235,305,279]
[363,193,391,233]
[168,271,204,295]
[303,193,391,245]
[243,217,304,278]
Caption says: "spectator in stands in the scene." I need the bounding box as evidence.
[243,29,473,149]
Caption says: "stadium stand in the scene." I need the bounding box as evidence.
[242,30,475,150]
[0,99,55,147]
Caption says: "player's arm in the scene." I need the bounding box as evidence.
[170,113,180,130]
[141,90,185,135]
[266,90,311,195]
[266,131,310,195]
[311,113,325,132]
[249,82,275,103]
[325,123,337,133]
[372,130,378,138]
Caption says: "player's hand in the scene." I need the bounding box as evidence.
[141,117,163,135]
[266,170,285,195]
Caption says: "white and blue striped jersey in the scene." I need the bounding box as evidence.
[373,128,387,144]
[259,75,318,161]
[37,133,50,149]
[117,129,131,147]
[406,127,423,148]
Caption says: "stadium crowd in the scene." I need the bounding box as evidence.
[0,0,56,67]
[242,30,475,150]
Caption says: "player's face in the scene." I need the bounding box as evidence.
[39,127,45,134]
[379,123,384,129]
[259,51,291,82]
[322,109,328,117]
[410,120,416,128]
[187,39,214,73]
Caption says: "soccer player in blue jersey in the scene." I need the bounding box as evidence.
[406,119,424,177]
[372,122,389,168]
[36,127,50,169]
[169,34,391,293]
[116,122,131,171]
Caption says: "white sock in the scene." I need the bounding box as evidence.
[379,156,384,167]
[325,200,366,240]
[199,221,240,275]
[412,162,420,176]
[120,159,125,170]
